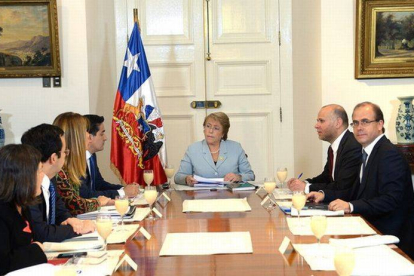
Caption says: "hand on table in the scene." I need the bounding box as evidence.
[224,173,241,183]
[185,175,197,186]
[328,199,351,213]
[306,191,325,203]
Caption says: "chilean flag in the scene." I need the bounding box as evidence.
[111,23,167,186]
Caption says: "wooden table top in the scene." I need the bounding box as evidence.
[111,189,412,276]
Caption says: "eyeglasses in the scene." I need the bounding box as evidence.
[350,119,379,127]
[204,124,222,132]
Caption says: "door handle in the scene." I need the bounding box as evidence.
[190,101,222,109]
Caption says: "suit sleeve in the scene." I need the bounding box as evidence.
[237,146,255,181]
[306,155,331,187]
[309,141,361,192]
[351,149,406,217]
[29,203,78,243]
[79,176,120,199]
[174,147,193,185]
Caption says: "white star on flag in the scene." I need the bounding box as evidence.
[124,48,140,78]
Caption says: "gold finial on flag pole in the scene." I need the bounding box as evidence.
[133,8,141,32]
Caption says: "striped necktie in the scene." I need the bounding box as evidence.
[89,155,96,190]
[49,181,56,225]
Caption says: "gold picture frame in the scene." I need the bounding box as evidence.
[356,0,414,79]
[0,0,60,78]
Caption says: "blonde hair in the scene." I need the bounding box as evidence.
[53,112,88,186]
[203,112,230,140]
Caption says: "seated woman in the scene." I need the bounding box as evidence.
[175,112,255,185]
[0,144,47,274]
[53,112,111,215]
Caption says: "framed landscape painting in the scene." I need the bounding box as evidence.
[0,0,60,78]
[356,0,414,79]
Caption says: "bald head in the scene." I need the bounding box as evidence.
[315,104,349,143]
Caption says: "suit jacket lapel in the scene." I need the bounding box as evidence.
[215,140,228,169]
[202,140,217,171]
[334,130,349,179]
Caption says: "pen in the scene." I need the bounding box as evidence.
[297,173,303,179]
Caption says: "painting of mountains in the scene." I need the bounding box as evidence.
[0,4,51,67]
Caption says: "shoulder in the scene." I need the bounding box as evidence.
[187,141,204,152]
[342,131,361,148]
[57,170,69,180]
[223,140,243,150]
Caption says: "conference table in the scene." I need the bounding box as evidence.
[111,188,413,275]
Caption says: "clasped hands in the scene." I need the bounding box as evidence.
[306,192,351,213]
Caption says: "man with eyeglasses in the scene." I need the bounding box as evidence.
[287,104,361,193]
[308,102,414,259]
[21,124,96,242]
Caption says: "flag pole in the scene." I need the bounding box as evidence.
[133,8,141,32]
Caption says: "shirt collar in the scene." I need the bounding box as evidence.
[41,174,50,190]
[86,150,92,160]
[363,134,385,156]
[331,129,348,153]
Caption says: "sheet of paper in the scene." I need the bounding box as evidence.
[77,206,135,220]
[44,240,104,253]
[329,235,400,249]
[292,244,414,275]
[182,197,251,212]
[131,196,148,206]
[194,175,225,183]
[62,225,139,245]
[173,184,227,191]
[53,250,125,276]
[7,264,57,276]
[291,208,344,217]
[286,217,376,236]
[272,188,293,200]
[159,232,253,256]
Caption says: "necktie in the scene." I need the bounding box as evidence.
[89,155,96,191]
[361,150,368,180]
[328,146,334,181]
[48,181,56,225]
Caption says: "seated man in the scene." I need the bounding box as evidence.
[80,114,138,199]
[308,102,414,259]
[288,104,361,193]
[22,124,95,242]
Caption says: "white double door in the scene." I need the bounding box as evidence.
[115,0,289,182]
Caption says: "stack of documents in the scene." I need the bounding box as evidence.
[44,240,104,253]
[63,225,140,245]
[77,206,136,220]
[173,184,227,191]
[286,217,376,236]
[193,175,229,187]
[159,232,253,256]
[329,235,400,248]
[272,188,293,200]
[292,244,414,275]
[276,201,343,216]
[182,197,251,212]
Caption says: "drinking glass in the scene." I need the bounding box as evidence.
[144,170,154,186]
[96,214,112,251]
[277,167,288,188]
[263,177,277,209]
[144,186,158,220]
[115,195,129,231]
[334,246,355,276]
[311,215,327,246]
[164,165,175,190]
[292,191,306,226]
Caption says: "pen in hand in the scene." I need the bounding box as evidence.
[297,173,303,179]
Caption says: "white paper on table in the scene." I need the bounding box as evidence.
[123,207,151,222]
[292,244,414,275]
[182,197,251,212]
[329,235,400,249]
[272,188,293,200]
[44,240,104,253]
[159,232,253,256]
[291,208,344,217]
[77,206,135,220]
[173,184,227,191]
[194,175,225,183]
[6,264,57,276]
[62,225,139,245]
[131,196,148,206]
[286,217,376,236]
[53,250,125,276]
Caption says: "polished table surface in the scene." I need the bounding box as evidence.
[112,189,412,275]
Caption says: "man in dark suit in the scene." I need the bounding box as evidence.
[288,104,361,193]
[308,102,414,259]
[22,124,95,242]
[80,115,138,199]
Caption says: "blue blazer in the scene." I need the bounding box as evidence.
[174,139,255,184]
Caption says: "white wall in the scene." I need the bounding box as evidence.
[292,0,323,178]
[0,0,90,144]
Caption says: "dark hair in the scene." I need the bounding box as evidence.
[0,144,41,206]
[353,102,385,133]
[21,124,64,162]
[203,112,230,140]
[84,114,104,136]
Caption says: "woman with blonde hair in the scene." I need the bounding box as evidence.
[53,112,111,215]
